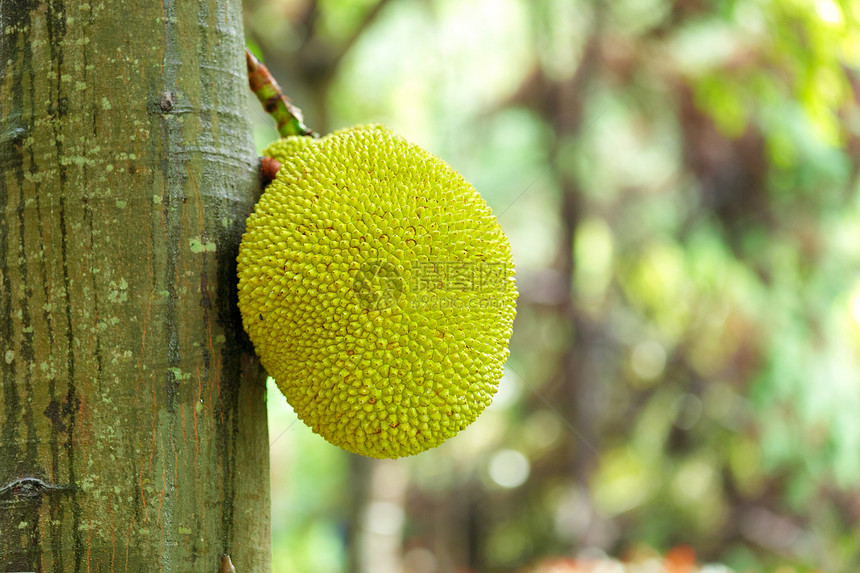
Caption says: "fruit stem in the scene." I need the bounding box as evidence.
[260,156,282,186]
[246,48,317,138]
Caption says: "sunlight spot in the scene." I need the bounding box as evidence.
[366,501,404,536]
[815,0,842,24]
[850,289,860,326]
[631,340,667,380]
[488,449,530,488]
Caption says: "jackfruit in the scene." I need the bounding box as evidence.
[237,124,517,458]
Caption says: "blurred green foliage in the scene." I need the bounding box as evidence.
[244,0,860,571]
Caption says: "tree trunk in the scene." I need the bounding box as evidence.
[0,1,271,571]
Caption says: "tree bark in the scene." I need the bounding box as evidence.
[0,1,271,571]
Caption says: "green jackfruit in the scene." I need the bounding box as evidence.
[237,124,517,458]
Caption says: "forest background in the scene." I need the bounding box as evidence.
[245,0,860,571]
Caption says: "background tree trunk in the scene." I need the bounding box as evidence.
[0,1,271,571]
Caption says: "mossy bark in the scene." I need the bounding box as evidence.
[0,1,270,571]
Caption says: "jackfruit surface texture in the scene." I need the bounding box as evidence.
[238,124,517,458]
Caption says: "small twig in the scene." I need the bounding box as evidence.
[246,48,316,138]
[0,477,72,499]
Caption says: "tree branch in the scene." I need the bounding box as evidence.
[246,48,317,138]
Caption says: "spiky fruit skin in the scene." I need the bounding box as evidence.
[237,124,517,458]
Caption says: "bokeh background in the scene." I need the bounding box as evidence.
[242,0,860,571]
